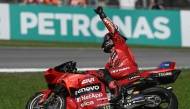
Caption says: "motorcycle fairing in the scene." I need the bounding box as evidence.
[61,73,96,95]
[44,68,65,84]
[43,68,111,109]
[66,97,78,109]
[62,73,110,109]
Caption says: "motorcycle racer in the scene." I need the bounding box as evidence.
[94,6,139,102]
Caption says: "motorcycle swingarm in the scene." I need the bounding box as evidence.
[122,100,151,109]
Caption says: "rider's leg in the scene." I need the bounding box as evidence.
[96,69,122,102]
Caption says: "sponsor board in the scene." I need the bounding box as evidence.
[180,10,190,47]
[0,4,10,40]
[3,4,190,47]
[9,5,181,46]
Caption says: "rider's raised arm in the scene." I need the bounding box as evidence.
[94,6,125,42]
[102,17,118,36]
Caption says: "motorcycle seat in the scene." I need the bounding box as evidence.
[115,72,139,81]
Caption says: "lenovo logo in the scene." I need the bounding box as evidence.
[70,83,102,97]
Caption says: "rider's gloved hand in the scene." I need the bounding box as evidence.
[94,6,107,19]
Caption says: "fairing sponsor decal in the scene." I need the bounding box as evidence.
[111,67,130,73]
[76,93,103,102]
[81,101,94,107]
[70,83,102,97]
[82,78,95,84]
[128,75,141,80]
[158,71,172,76]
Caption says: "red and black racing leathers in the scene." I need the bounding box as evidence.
[102,17,138,79]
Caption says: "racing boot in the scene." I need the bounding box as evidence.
[97,69,122,103]
[108,80,122,103]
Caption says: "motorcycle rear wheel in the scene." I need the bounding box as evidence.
[25,93,66,109]
[139,87,178,109]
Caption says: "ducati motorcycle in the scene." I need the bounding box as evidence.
[25,61,181,109]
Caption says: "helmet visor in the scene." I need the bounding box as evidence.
[103,33,112,42]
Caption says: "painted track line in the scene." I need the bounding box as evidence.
[0,67,155,73]
[0,67,189,73]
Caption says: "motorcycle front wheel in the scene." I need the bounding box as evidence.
[25,93,66,109]
[139,87,178,109]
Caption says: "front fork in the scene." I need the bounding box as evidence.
[38,89,54,105]
[38,84,66,105]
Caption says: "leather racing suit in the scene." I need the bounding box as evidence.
[102,17,139,79]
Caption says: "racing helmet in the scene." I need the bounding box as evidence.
[101,33,115,53]
[101,33,128,53]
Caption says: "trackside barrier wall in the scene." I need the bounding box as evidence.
[0,4,189,47]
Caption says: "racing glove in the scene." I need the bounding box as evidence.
[94,6,107,19]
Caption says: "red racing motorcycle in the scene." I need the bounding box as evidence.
[25,61,181,109]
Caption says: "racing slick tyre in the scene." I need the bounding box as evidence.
[140,87,178,109]
[25,92,66,109]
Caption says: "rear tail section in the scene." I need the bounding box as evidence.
[147,61,181,85]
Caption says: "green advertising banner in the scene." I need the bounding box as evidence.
[10,4,181,46]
